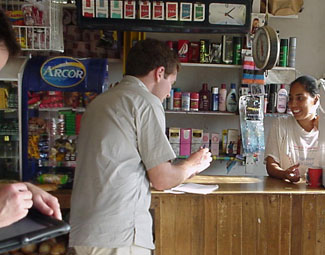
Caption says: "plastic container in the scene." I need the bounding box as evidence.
[232,37,242,65]
[190,92,199,111]
[288,37,297,68]
[226,83,238,112]
[173,91,182,111]
[276,84,287,113]
[267,84,277,113]
[181,92,190,111]
[279,39,288,67]
[199,83,211,111]
[211,87,219,111]
[218,83,227,112]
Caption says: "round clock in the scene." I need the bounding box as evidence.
[252,25,280,70]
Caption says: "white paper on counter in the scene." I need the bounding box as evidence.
[166,183,219,195]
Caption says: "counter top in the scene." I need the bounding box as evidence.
[152,175,325,194]
[52,175,325,209]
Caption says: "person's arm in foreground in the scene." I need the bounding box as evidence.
[266,156,300,183]
[0,182,62,228]
[147,148,212,191]
[24,182,62,220]
[0,183,33,227]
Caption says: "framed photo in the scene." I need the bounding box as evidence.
[246,13,266,48]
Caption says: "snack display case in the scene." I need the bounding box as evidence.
[0,57,28,180]
[21,56,108,183]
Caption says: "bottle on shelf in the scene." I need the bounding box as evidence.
[288,37,297,68]
[276,84,287,113]
[226,83,238,113]
[190,92,199,111]
[199,83,211,111]
[279,39,288,67]
[173,88,181,111]
[232,37,243,65]
[267,84,277,113]
[211,86,219,111]
[218,83,227,112]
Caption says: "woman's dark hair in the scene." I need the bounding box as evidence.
[290,75,319,97]
[125,38,180,78]
[0,8,20,56]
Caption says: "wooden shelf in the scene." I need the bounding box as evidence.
[181,63,242,69]
[165,110,237,116]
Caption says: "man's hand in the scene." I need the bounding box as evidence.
[25,183,62,220]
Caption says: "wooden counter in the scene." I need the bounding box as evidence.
[52,176,325,255]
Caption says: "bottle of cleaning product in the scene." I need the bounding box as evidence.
[277,84,288,113]
[226,83,238,112]
[218,83,227,111]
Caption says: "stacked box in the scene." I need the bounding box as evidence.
[168,127,180,157]
[191,129,203,153]
[202,132,209,149]
[221,129,227,154]
[211,133,219,156]
[180,128,191,156]
[226,129,239,156]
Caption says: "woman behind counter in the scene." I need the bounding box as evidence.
[265,75,320,183]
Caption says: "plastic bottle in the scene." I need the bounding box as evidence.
[226,83,238,112]
[288,37,297,68]
[232,37,242,65]
[218,83,227,112]
[211,87,219,111]
[267,84,277,113]
[199,83,211,111]
[190,92,199,111]
[279,39,288,67]
[276,84,287,113]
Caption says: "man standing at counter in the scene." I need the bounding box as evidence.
[69,39,212,255]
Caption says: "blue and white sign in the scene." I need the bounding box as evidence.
[40,57,86,88]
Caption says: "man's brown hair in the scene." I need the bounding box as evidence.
[125,38,180,78]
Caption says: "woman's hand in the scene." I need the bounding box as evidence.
[284,164,300,183]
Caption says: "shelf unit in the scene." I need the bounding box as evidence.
[1,0,64,52]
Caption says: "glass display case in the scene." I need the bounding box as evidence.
[0,57,28,180]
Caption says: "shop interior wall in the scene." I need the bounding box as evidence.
[107,0,325,177]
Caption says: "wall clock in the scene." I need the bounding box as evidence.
[252,25,279,70]
[209,3,247,25]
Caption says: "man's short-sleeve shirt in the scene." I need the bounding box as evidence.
[69,76,176,249]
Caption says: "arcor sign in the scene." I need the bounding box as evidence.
[40,57,86,88]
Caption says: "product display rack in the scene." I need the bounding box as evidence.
[77,0,252,34]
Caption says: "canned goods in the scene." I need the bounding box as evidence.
[173,92,182,111]
[181,92,190,111]
[190,92,199,111]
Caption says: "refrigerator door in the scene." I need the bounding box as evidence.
[21,56,108,183]
[0,57,28,180]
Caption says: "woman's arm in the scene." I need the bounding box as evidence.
[266,156,300,183]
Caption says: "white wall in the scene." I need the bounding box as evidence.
[107,0,324,177]
[268,0,325,79]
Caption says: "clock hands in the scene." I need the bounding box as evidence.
[225,7,235,19]
[225,7,235,15]
[226,14,234,19]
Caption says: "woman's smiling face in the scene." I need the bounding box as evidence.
[288,82,317,122]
